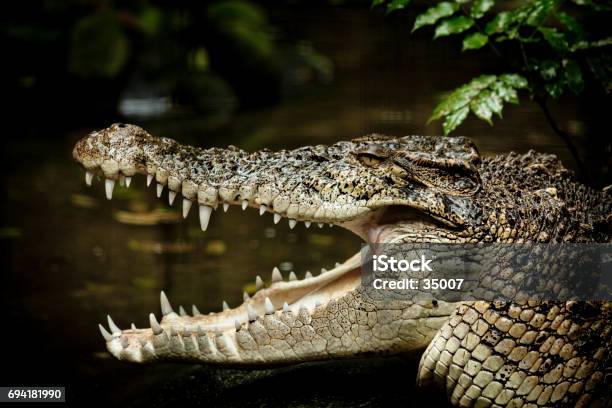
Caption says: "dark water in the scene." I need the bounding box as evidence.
[0,5,601,408]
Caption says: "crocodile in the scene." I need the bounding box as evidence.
[73,123,612,407]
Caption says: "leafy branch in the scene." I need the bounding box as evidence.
[372,0,612,179]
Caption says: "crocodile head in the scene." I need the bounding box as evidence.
[73,123,486,364]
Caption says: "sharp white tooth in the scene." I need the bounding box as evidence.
[125,176,132,188]
[241,200,249,210]
[98,324,113,341]
[160,290,174,316]
[305,221,311,228]
[222,301,230,311]
[289,271,297,281]
[243,292,250,302]
[192,305,201,316]
[119,174,125,186]
[223,202,229,212]
[179,305,188,316]
[273,213,281,224]
[264,297,274,314]
[328,223,333,227]
[271,267,282,283]
[105,179,115,200]
[149,313,163,335]
[131,323,137,330]
[335,262,341,267]
[246,304,257,321]
[283,302,290,313]
[183,199,192,218]
[85,171,93,186]
[107,315,121,334]
[259,205,266,215]
[318,223,324,228]
[234,320,241,331]
[289,219,297,229]
[321,268,327,274]
[255,276,264,291]
[199,205,213,231]
[147,174,154,186]
[305,271,313,279]
[156,183,164,198]
[168,191,177,205]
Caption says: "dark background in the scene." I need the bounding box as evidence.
[0,1,609,407]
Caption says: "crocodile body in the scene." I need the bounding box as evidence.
[73,123,611,407]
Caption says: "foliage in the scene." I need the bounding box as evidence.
[372,0,612,135]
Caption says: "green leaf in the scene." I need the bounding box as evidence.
[564,59,584,94]
[434,16,475,39]
[471,0,495,19]
[485,11,513,35]
[545,81,565,98]
[539,27,569,51]
[412,2,459,32]
[429,74,527,134]
[491,81,519,104]
[387,0,410,12]
[443,106,469,135]
[470,92,493,124]
[555,11,585,39]
[499,73,528,89]
[462,32,489,50]
[371,0,386,8]
[538,60,560,81]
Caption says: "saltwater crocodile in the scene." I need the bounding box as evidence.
[73,123,611,407]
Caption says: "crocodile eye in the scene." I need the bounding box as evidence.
[357,154,383,167]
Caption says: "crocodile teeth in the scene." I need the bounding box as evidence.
[168,191,177,205]
[199,205,212,231]
[105,179,115,200]
[264,297,274,314]
[255,276,264,291]
[335,262,341,267]
[283,302,290,313]
[147,174,153,186]
[192,304,201,316]
[305,271,313,279]
[179,305,187,316]
[85,171,93,186]
[125,176,132,188]
[223,203,229,212]
[273,213,281,224]
[243,292,250,301]
[131,323,137,330]
[156,183,164,198]
[149,313,163,335]
[160,290,174,316]
[119,175,125,186]
[241,200,249,210]
[234,320,241,331]
[321,268,327,274]
[183,199,192,218]
[289,219,297,229]
[98,324,113,341]
[289,271,297,281]
[222,301,230,311]
[271,267,282,282]
[259,205,266,215]
[305,221,311,228]
[318,223,324,228]
[107,314,121,334]
[246,304,257,321]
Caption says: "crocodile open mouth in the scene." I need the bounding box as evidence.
[84,169,375,363]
